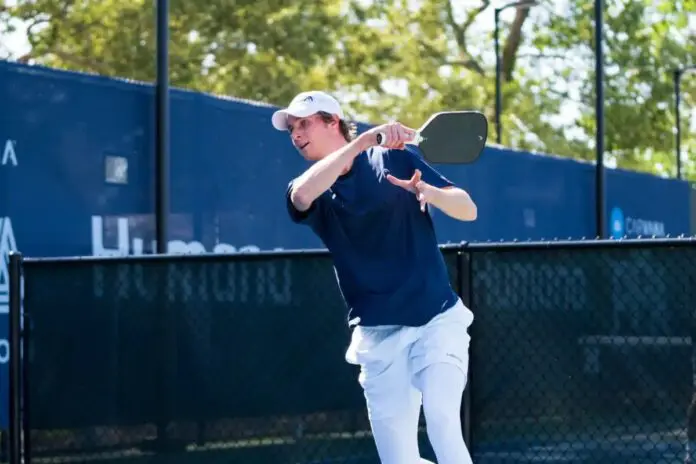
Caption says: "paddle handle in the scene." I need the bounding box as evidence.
[376,131,422,146]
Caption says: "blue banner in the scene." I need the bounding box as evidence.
[606,169,691,239]
[0,60,693,429]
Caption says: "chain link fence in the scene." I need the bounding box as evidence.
[468,240,696,463]
[13,249,462,464]
[8,239,696,463]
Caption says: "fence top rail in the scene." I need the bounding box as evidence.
[17,247,332,265]
[16,243,465,265]
[10,237,696,265]
[467,236,696,251]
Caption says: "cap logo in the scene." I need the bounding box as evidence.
[303,96,314,102]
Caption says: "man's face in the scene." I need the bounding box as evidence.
[287,113,339,161]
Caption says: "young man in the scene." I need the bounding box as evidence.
[272,90,477,464]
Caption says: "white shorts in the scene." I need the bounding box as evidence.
[345,298,474,420]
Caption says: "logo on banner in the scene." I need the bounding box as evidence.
[610,206,665,239]
[0,217,18,314]
[91,215,265,255]
[1,140,18,167]
[610,207,625,239]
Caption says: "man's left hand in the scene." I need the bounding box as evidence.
[386,169,433,212]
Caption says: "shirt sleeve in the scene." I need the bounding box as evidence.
[286,179,322,225]
[403,146,455,189]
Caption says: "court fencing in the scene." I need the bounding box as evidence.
[6,237,696,464]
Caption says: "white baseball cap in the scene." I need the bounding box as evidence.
[271,91,345,131]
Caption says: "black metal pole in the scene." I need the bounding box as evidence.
[594,0,605,238]
[155,0,170,255]
[493,1,536,146]
[494,8,502,145]
[154,0,171,451]
[8,252,22,464]
[675,70,682,179]
[21,286,31,464]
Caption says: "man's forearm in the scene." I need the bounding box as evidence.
[428,186,477,221]
[291,135,372,211]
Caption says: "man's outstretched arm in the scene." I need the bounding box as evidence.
[387,169,477,221]
[425,185,477,221]
[290,122,415,212]
[290,135,371,212]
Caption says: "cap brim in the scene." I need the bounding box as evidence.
[271,104,317,131]
[271,110,291,131]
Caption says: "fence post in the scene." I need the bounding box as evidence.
[456,243,473,451]
[8,252,23,464]
[21,260,31,464]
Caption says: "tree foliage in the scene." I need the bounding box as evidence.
[2,0,695,178]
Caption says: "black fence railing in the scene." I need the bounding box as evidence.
[7,238,696,464]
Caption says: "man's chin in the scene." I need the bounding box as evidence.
[299,149,322,162]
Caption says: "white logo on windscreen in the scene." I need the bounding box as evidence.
[0,217,17,314]
[1,140,18,167]
[0,217,17,364]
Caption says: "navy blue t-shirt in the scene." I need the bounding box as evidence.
[286,146,459,328]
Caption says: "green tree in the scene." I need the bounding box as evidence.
[2,0,695,178]
[3,0,375,104]
[530,0,696,176]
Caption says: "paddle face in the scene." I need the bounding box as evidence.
[417,111,488,164]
